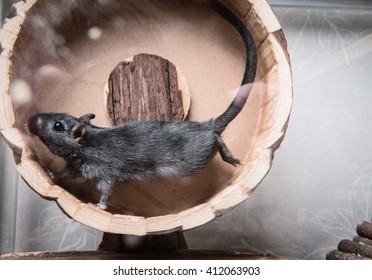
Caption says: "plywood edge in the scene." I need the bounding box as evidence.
[209,148,272,212]
[257,34,292,150]
[100,204,216,235]
[0,0,39,52]
[13,0,37,14]
[108,215,147,235]
[0,1,38,129]
[2,13,24,36]
[219,0,253,19]
[146,215,182,234]
[0,41,14,129]
[221,0,282,46]
[56,192,148,235]
[250,0,282,34]
[0,28,17,58]
[0,127,25,147]
[59,199,112,232]
[16,157,57,197]
[178,203,216,231]
[176,67,191,119]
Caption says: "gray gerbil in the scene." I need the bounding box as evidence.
[27,84,252,209]
[26,0,257,210]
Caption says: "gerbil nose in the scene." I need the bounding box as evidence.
[27,114,42,135]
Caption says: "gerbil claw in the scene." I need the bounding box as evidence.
[216,135,241,166]
[88,202,107,210]
[45,169,56,180]
[228,158,240,167]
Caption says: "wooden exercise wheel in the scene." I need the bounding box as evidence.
[0,0,292,238]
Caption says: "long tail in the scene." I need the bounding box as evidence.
[211,0,257,134]
[214,84,253,134]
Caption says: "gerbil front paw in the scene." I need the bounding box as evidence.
[95,203,107,210]
[45,169,57,181]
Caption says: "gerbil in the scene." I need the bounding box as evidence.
[27,84,252,209]
[26,0,257,210]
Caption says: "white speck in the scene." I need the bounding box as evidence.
[87,26,103,40]
[9,79,32,105]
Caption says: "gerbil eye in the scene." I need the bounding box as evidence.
[53,121,65,132]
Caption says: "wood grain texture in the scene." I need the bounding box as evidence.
[106,54,186,125]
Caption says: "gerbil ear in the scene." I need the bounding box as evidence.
[78,113,95,124]
[71,123,86,145]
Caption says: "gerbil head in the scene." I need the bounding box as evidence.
[27,112,95,157]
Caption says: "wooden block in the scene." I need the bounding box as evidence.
[104,53,190,125]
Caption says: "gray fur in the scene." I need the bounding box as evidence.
[27,84,252,209]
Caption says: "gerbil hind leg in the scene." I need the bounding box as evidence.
[216,135,240,166]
